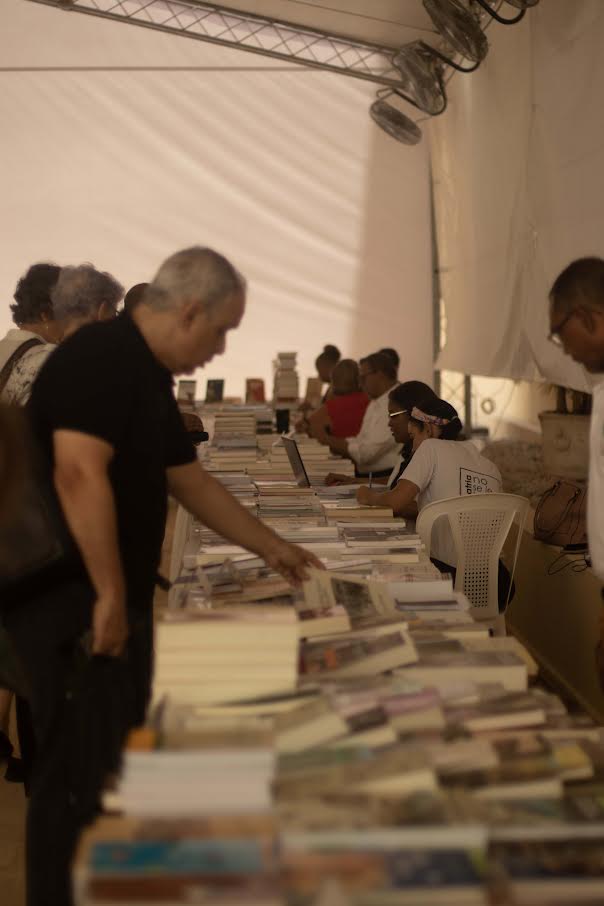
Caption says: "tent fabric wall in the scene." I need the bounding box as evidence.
[1,1,433,398]
[430,0,604,392]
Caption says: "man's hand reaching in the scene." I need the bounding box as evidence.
[262,539,324,586]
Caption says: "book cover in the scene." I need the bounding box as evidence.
[246,379,266,403]
[206,379,225,403]
[302,569,396,629]
[89,839,268,875]
[177,379,196,403]
[301,631,416,679]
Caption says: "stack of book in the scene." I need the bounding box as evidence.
[272,351,299,403]
[75,813,280,906]
[74,397,604,906]
[256,491,325,522]
[153,607,299,706]
[116,716,275,817]
[323,501,395,523]
[211,472,258,502]
[77,715,280,906]
[212,412,257,445]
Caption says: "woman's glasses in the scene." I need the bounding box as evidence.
[388,409,408,419]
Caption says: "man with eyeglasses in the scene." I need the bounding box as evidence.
[549,257,604,691]
[324,351,399,480]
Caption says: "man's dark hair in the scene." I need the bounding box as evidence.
[360,351,398,381]
[124,282,149,313]
[550,257,604,315]
[10,263,61,326]
[379,347,400,371]
[390,380,437,412]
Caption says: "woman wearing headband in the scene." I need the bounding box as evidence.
[325,380,437,486]
[357,396,511,607]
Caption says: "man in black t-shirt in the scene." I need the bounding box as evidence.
[7,247,321,906]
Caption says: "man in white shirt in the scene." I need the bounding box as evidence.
[326,351,400,476]
[548,257,604,689]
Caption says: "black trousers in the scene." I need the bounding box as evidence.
[4,582,152,906]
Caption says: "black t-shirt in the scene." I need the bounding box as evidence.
[28,314,196,610]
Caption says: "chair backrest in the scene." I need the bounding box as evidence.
[415,493,530,622]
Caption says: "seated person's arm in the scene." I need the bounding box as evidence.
[326,435,350,457]
[325,472,388,486]
[307,405,332,444]
[356,478,419,519]
[53,430,128,656]
[167,461,323,584]
[345,431,395,472]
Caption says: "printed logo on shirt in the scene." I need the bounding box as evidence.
[459,468,499,496]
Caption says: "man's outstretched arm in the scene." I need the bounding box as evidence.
[167,461,323,584]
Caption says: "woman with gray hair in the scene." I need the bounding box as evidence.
[52,264,124,338]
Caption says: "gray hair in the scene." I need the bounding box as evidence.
[144,247,246,313]
[52,264,124,321]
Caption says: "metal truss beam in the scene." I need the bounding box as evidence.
[25,0,407,89]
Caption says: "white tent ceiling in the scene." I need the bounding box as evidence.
[1,0,434,398]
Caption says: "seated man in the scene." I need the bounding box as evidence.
[324,351,400,480]
[378,346,400,377]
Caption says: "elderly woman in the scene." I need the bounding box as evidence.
[0,262,123,781]
[0,263,63,406]
[52,264,124,338]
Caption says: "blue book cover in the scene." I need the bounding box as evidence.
[90,839,265,875]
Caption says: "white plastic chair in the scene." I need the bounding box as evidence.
[415,493,530,631]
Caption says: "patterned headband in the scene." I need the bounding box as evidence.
[411,406,451,426]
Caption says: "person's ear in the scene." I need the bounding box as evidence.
[178,300,202,329]
[589,308,604,335]
[97,300,113,321]
[577,308,596,332]
[577,307,604,335]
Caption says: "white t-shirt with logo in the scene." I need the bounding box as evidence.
[588,380,604,581]
[401,438,502,566]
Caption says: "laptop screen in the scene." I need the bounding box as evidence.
[281,436,311,488]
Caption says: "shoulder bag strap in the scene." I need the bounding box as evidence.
[0,338,44,396]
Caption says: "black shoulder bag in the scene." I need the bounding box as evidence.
[0,341,76,603]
